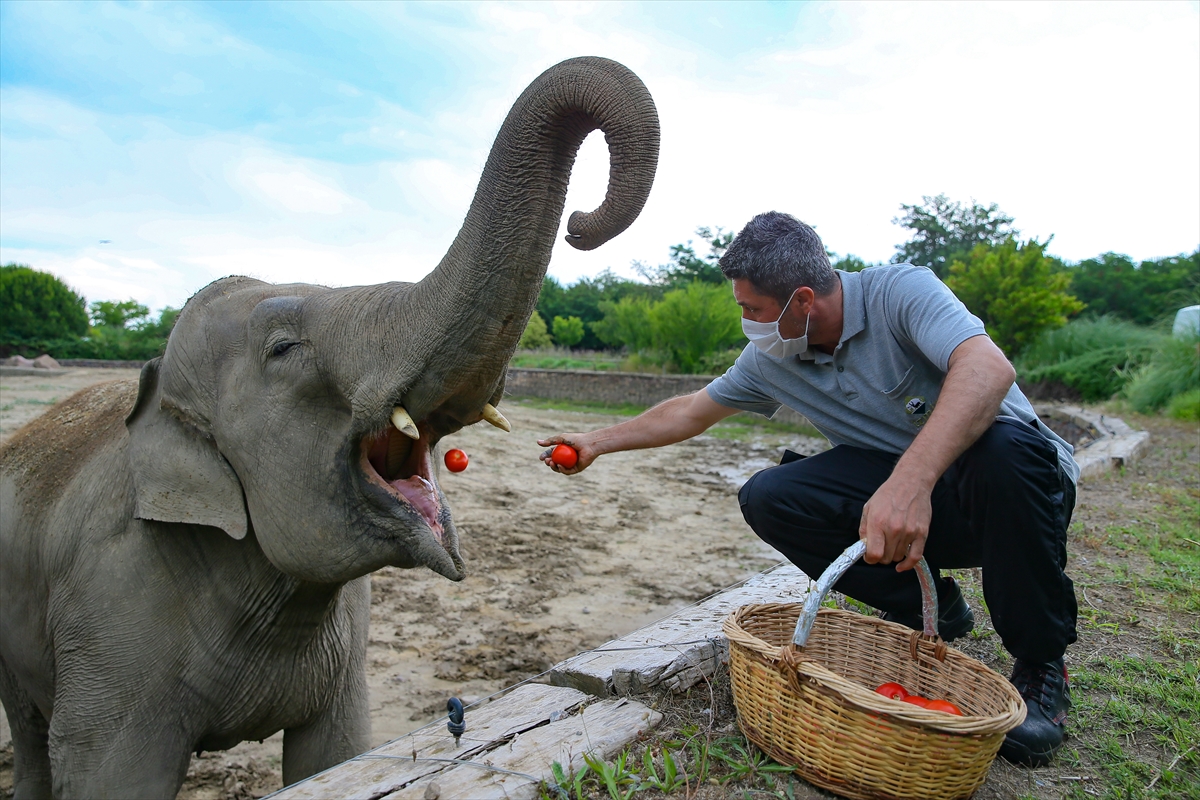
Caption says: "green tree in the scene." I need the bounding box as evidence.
[0,264,89,343]
[90,299,150,329]
[536,270,659,350]
[831,253,872,272]
[648,282,744,374]
[518,311,553,349]
[892,195,1018,278]
[945,240,1084,357]
[1067,249,1199,324]
[551,315,585,347]
[591,295,655,351]
[636,226,733,288]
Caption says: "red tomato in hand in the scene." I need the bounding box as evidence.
[901,695,930,708]
[444,448,469,473]
[875,682,909,701]
[925,699,964,715]
[550,444,578,469]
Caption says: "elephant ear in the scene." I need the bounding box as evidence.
[125,358,249,540]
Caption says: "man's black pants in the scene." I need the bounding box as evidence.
[738,418,1078,664]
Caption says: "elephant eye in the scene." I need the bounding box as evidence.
[271,340,301,357]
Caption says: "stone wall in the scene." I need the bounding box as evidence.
[59,359,148,369]
[503,367,812,427]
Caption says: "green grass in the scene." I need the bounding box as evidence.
[1097,484,1199,613]
[511,349,626,372]
[1017,316,1166,402]
[543,727,799,800]
[1167,388,1200,421]
[1125,335,1200,413]
[1064,657,1200,799]
[707,414,824,441]
[510,396,649,417]
[511,396,826,442]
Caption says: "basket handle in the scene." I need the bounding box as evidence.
[791,540,940,647]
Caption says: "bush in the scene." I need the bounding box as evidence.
[1124,335,1200,413]
[945,239,1085,357]
[551,315,585,348]
[0,264,89,344]
[1017,317,1165,401]
[518,312,552,349]
[1167,388,1200,421]
[591,295,655,351]
[647,282,744,374]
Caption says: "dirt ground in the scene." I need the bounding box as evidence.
[0,368,822,799]
[4,368,1196,800]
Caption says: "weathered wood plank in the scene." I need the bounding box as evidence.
[383,698,662,800]
[271,684,590,799]
[548,562,810,697]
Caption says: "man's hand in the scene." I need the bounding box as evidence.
[537,434,598,475]
[859,474,933,572]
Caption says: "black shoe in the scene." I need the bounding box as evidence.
[881,576,975,642]
[1000,658,1071,767]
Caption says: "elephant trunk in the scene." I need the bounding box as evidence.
[396,57,660,421]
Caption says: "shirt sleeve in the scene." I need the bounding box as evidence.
[885,266,988,371]
[705,344,783,418]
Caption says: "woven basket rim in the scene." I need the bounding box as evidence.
[724,603,1027,736]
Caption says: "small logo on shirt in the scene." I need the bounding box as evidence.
[905,396,929,428]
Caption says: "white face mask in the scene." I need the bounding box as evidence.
[742,291,811,358]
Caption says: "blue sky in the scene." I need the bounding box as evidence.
[2,1,1198,312]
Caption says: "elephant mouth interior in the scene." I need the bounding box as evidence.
[360,424,444,541]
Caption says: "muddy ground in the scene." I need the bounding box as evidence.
[0,368,821,799]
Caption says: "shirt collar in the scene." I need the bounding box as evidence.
[796,270,865,362]
[837,270,866,344]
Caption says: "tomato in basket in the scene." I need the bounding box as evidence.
[901,695,929,708]
[925,699,964,715]
[874,682,909,701]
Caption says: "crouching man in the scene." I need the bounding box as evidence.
[539,211,1078,766]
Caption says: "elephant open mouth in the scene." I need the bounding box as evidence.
[360,422,444,541]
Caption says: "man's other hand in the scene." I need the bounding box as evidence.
[859,475,933,572]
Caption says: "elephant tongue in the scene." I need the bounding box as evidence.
[389,475,443,539]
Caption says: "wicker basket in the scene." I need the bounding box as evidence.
[724,542,1026,800]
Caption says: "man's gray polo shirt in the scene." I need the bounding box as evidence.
[706,264,1079,485]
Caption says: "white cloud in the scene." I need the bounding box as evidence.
[241,165,356,215]
[1,0,1196,314]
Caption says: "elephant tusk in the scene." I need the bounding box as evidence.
[391,406,420,439]
[481,403,511,433]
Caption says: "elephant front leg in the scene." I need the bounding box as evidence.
[281,578,371,788]
[280,671,370,788]
[47,708,193,800]
[0,654,53,800]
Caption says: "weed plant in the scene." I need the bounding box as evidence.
[1124,335,1200,413]
[1017,317,1165,401]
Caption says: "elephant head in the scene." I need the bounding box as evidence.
[124,57,659,584]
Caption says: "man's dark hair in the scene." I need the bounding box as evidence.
[719,212,836,303]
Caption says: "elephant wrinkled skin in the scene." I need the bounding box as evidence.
[0,57,659,799]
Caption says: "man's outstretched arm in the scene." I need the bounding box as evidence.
[860,334,1016,571]
[538,389,740,474]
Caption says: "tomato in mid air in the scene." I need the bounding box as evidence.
[550,444,579,469]
[874,682,909,701]
[925,699,964,715]
[901,695,929,708]
[444,448,469,473]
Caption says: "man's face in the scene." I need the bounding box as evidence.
[731,278,813,341]
[731,278,787,323]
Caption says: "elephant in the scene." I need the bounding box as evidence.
[0,56,659,799]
